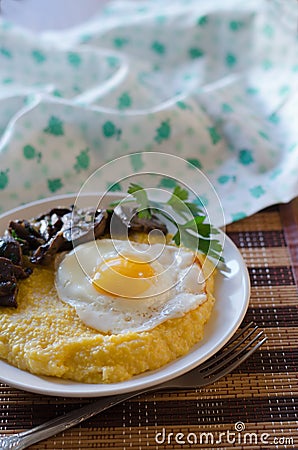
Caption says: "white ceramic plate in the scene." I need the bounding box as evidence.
[0,194,250,397]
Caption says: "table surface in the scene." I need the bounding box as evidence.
[0,198,297,450]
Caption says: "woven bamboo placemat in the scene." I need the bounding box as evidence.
[0,200,297,450]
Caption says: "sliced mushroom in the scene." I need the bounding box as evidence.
[61,208,108,247]
[0,291,18,308]
[36,207,73,221]
[0,257,31,308]
[0,235,22,265]
[30,232,68,264]
[9,220,45,249]
[35,207,73,241]
[31,208,108,263]
[108,206,168,237]
[130,212,168,235]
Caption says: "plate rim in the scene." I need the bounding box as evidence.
[0,193,250,397]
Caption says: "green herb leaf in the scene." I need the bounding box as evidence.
[172,230,181,246]
[108,199,135,208]
[166,186,189,218]
[181,216,206,230]
[184,201,202,216]
[168,185,189,203]
[11,229,27,244]
[127,183,152,219]
[110,182,225,267]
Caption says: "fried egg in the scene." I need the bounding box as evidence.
[55,239,207,334]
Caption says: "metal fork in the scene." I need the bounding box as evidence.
[0,322,266,450]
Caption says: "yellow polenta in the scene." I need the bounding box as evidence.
[0,248,216,384]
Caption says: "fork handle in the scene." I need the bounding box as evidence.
[0,391,142,450]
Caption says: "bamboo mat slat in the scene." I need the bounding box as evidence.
[0,200,297,450]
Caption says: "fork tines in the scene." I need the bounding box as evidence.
[200,322,267,383]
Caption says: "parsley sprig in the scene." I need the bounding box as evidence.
[111,183,225,267]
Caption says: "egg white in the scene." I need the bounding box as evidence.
[55,239,207,334]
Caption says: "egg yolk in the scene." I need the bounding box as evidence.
[92,256,156,298]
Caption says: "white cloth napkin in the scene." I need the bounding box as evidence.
[0,0,297,225]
